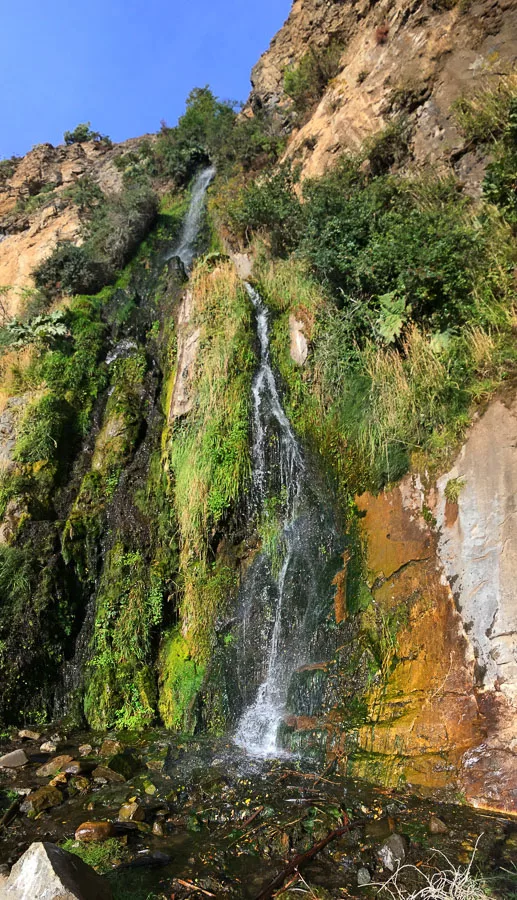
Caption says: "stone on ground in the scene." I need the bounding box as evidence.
[0,841,112,899]
[0,750,28,769]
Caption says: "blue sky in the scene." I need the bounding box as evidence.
[1,0,292,159]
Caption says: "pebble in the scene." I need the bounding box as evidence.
[152,819,165,836]
[36,755,74,777]
[377,833,407,872]
[357,867,371,886]
[429,815,448,834]
[78,744,93,757]
[18,729,41,741]
[75,821,116,842]
[0,749,28,768]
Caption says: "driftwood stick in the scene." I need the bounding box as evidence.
[253,814,364,900]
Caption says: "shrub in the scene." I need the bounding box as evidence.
[13,393,73,464]
[63,122,111,146]
[33,241,106,297]
[284,40,345,114]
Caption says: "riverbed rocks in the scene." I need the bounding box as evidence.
[118,801,145,822]
[0,751,28,770]
[17,730,40,743]
[22,786,64,816]
[377,834,407,872]
[1,841,112,899]
[74,821,116,842]
[36,755,74,777]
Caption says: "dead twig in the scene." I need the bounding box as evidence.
[176,878,216,897]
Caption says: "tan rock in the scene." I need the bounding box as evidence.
[0,749,28,768]
[18,729,41,741]
[99,739,123,757]
[36,755,73,777]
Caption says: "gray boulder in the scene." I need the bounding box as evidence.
[0,842,112,899]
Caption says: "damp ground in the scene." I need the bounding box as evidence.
[0,729,516,899]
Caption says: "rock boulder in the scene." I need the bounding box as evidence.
[0,841,112,899]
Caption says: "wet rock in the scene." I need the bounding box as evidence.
[78,744,93,757]
[75,821,116,842]
[40,741,58,753]
[365,815,395,839]
[118,801,145,822]
[357,867,371,886]
[107,752,139,780]
[22,785,64,815]
[18,729,41,741]
[65,760,95,776]
[49,773,68,787]
[142,778,156,795]
[0,750,28,769]
[1,840,112,899]
[92,765,126,784]
[377,833,407,872]
[152,819,165,836]
[429,815,448,834]
[69,776,90,794]
[99,739,123,757]
[36,754,73,777]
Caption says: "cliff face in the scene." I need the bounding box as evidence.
[0,136,149,317]
[250,0,517,187]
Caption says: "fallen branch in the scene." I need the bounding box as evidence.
[0,795,21,833]
[254,814,365,900]
[242,805,264,828]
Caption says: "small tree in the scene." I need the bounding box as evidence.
[63,122,111,146]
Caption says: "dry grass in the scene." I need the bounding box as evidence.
[375,841,491,899]
[452,70,517,142]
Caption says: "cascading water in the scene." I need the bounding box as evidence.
[166,165,216,270]
[234,285,343,757]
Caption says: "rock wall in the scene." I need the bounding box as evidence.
[0,136,151,317]
[250,0,517,188]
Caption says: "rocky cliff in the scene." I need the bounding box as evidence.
[250,0,517,189]
[0,136,152,318]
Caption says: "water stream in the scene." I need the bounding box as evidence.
[234,285,342,757]
[165,165,216,270]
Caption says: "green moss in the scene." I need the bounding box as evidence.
[158,627,205,731]
[61,838,129,873]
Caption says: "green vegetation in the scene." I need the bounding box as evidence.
[63,122,111,146]
[231,108,517,487]
[61,838,128,872]
[444,477,466,503]
[154,86,284,185]
[166,261,253,668]
[158,627,205,730]
[284,39,345,116]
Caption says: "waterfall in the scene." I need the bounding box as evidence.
[166,165,216,270]
[234,285,342,757]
